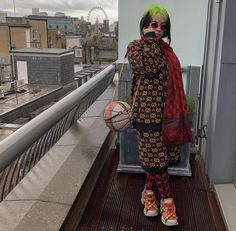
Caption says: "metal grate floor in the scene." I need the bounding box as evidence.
[74,149,226,231]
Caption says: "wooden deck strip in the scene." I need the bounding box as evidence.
[174,184,196,230]
[97,174,128,230]
[116,175,143,231]
[75,150,226,231]
[77,148,119,230]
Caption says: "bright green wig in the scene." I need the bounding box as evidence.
[140,4,171,43]
[144,4,169,20]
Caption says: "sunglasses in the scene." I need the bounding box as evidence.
[150,22,167,31]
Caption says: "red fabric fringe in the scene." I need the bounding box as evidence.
[159,40,193,144]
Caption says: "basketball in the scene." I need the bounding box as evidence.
[103,101,132,131]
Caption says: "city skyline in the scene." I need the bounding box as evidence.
[1,0,118,23]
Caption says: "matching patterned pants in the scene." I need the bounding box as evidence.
[137,129,181,198]
[137,129,181,172]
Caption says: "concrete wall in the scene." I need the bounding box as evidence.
[13,52,74,86]
[60,54,75,85]
[0,26,10,60]
[201,0,236,184]
[118,0,208,67]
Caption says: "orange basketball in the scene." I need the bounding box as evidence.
[103,101,132,131]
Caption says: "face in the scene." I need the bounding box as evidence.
[149,13,166,40]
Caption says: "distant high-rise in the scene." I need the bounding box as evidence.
[55,12,66,17]
[39,12,48,16]
[32,8,39,15]
[103,19,109,33]
[0,11,7,23]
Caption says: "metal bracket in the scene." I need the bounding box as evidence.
[196,124,207,139]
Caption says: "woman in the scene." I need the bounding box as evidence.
[127,4,193,227]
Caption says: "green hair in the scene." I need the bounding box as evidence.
[140,4,171,43]
[144,4,169,20]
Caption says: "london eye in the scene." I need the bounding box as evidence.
[87,6,108,23]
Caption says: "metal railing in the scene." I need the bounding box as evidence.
[0,62,117,201]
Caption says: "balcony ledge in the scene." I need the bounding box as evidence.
[215,183,236,231]
[0,85,116,231]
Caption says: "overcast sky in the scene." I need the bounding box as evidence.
[1,0,118,23]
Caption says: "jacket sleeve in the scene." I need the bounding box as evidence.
[127,39,164,77]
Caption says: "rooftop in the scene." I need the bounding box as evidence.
[10,48,73,55]
[0,84,60,116]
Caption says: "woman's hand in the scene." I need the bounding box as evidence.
[143,27,157,39]
[143,27,156,34]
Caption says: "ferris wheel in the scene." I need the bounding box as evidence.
[87,6,108,22]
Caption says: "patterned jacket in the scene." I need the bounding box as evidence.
[127,39,168,128]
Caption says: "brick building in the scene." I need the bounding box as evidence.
[10,48,74,86]
[0,17,48,64]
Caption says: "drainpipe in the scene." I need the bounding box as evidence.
[8,26,14,82]
[8,26,12,53]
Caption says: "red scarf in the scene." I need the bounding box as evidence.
[158,39,193,144]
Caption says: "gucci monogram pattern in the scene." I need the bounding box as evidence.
[127,39,168,124]
[127,39,181,172]
[137,130,181,171]
[167,144,181,164]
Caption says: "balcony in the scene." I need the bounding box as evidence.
[0,62,228,230]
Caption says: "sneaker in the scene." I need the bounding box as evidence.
[160,198,178,226]
[141,189,158,217]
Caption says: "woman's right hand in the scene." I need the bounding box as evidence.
[143,27,157,39]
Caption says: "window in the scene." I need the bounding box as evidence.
[32,29,38,40]
[75,48,82,57]
[48,37,53,48]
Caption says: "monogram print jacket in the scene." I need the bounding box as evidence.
[127,38,168,128]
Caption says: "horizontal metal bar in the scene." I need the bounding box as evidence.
[0,62,117,172]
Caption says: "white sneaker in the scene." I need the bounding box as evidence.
[141,189,158,217]
[160,198,178,226]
